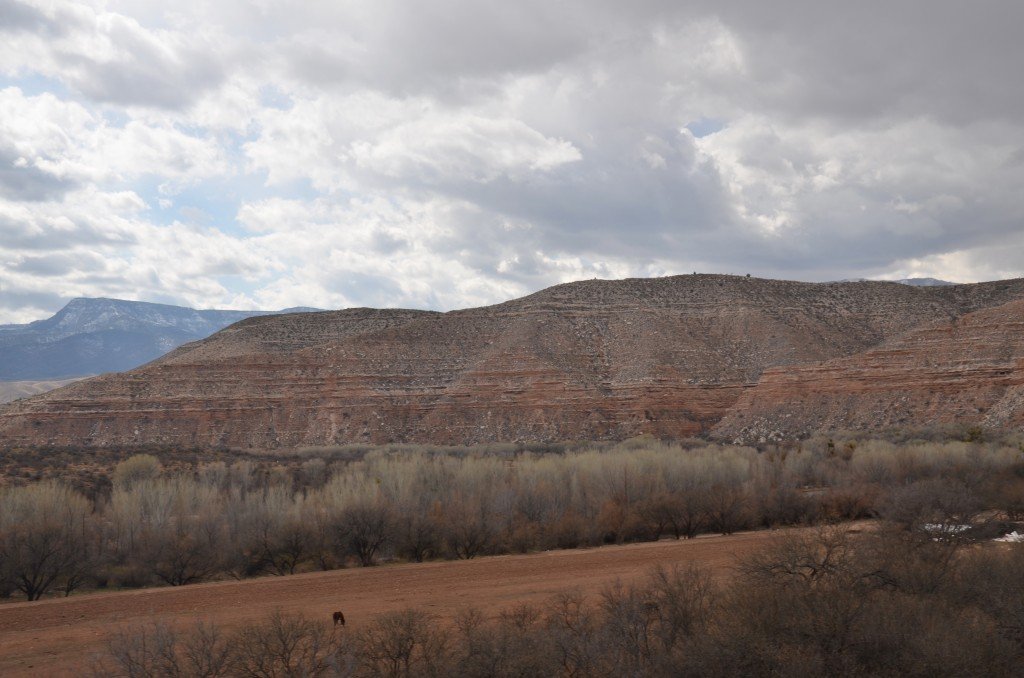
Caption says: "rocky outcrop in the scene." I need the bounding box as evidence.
[3,275,1024,449]
[712,298,1024,443]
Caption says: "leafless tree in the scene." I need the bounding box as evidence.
[234,610,349,677]
[0,482,93,600]
[334,499,395,567]
[356,609,450,677]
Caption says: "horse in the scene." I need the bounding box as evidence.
[332,610,346,627]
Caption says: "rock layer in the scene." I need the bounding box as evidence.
[3,275,1024,449]
[712,298,1024,443]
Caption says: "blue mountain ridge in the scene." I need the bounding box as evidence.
[0,298,323,380]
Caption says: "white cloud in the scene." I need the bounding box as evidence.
[0,1,228,109]
[2,0,1024,323]
[350,114,581,183]
[0,87,228,189]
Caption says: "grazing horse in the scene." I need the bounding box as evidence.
[332,611,346,627]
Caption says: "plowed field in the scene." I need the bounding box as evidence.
[0,529,787,676]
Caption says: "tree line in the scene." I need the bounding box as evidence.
[2,436,1023,600]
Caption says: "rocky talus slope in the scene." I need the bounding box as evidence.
[712,298,1024,443]
[2,275,1024,449]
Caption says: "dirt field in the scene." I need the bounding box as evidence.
[0,529,787,676]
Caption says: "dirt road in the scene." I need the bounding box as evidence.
[0,529,782,676]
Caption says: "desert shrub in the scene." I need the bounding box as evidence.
[952,546,1024,649]
[99,621,184,677]
[694,526,1020,677]
[451,606,559,676]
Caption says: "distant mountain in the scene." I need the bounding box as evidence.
[0,298,323,380]
[894,278,955,287]
[835,277,955,286]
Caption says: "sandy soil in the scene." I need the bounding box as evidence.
[0,529,785,676]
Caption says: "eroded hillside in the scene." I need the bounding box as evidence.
[2,275,1024,448]
[712,297,1024,443]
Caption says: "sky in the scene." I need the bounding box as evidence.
[1,1,1024,323]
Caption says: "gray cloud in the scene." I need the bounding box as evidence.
[0,147,77,201]
[55,28,227,110]
[2,0,1024,322]
[0,0,53,33]
[9,250,106,277]
[0,213,135,251]
[705,2,1024,126]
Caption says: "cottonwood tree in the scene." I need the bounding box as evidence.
[395,507,443,563]
[444,496,496,560]
[144,526,223,587]
[126,480,227,587]
[704,483,750,535]
[112,454,162,491]
[237,489,316,576]
[333,498,395,567]
[0,482,93,600]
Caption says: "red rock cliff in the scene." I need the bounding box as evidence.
[712,298,1024,443]
[3,275,1024,449]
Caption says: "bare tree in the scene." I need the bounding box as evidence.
[395,511,442,563]
[0,482,93,600]
[704,484,750,536]
[443,498,495,560]
[101,621,183,678]
[334,499,395,567]
[144,527,222,587]
[234,610,348,678]
[356,609,449,678]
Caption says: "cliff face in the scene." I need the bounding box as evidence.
[712,298,1024,443]
[3,275,1024,449]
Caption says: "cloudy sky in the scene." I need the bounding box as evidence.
[1,1,1023,322]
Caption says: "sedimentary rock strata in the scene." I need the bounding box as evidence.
[3,275,1024,449]
[712,298,1024,443]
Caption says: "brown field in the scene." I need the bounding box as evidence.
[0,528,790,676]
